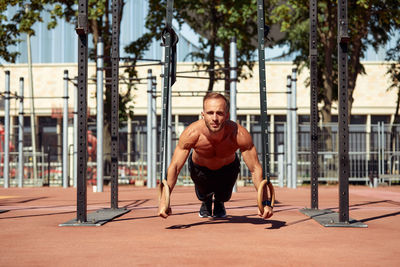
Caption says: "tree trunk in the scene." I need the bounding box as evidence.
[223,43,230,96]
[207,39,216,92]
[207,3,217,92]
[347,21,369,122]
[320,29,335,152]
[103,60,112,178]
[318,5,337,178]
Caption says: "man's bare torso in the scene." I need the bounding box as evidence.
[183,119,243,170]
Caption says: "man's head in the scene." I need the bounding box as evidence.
[203,92,229,112]
[202,93,230,133]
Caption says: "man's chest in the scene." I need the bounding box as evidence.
[194,135,238,157]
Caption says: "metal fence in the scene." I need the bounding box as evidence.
[1,121,400,187]
[296,122,400,185]
[0,151,48,186]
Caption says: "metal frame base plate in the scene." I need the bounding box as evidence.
[59,208,130,227]
[300,208,368,228]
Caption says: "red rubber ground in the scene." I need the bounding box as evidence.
[0,185,399,266]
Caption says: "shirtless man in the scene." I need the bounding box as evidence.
[158,92,273,220]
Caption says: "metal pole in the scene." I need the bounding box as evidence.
[381,121,384,177]
[366,114,371,162]
[256,0,272,185]
[110,0,120,209]
[41,146,44,181]
[4,71,10,188]
[378,121,381,177]
[283,121,288,186]
[160,0,174,183]
[230,36,237,192]
[127,117,132,167]
[25,4,38,182]
[286,75,292,188]
[291,68,298,188]
[338,0,350,223]
[147,69,153,188]
[230,37,237,121]
[310,0,319,209]
[270,115,275,174]
[278,144,284,187]
[96,38,104,192]
[365,114,371,181]
[57,119,62,163]
[63,70,69,188]
[151,76,157,188]
[160,45,166,183]
[18,77,24,188]
[73,84,78,188]
[136,129,141,179]
[76,0,89,222]
[167,79,172,168]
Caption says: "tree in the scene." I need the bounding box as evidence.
[142,0,264,95]
[268,0,400,126]
[0,0,143,177]
[0,0,56,62]
[385,36,400,156]
[386,37,400,123]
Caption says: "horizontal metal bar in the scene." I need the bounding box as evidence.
[176,67,232,74]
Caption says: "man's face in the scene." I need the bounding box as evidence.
[202,98,229,133]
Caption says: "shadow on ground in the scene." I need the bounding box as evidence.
[166,215,287,230]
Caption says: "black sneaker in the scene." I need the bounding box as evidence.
[213,200,227,218]
[199,198,212,218]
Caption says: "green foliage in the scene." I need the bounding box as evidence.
[0,0,49,62]
[269,0,400,121]
[386,37,400,92]
[0,0,135,124]
[139,0,260,91]
[2,0,400,123]
[0,13,19,62]
[133,0,399,111]
[0,1,78,62]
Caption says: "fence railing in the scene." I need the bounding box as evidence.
[1,122,400,187]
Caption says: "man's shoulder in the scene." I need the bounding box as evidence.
[234,123,253,150]
[185,119,204,133]
[229,121,248,136]
[180,120,202,143]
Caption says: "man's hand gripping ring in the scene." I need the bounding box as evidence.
[158,180,171,215]
[257,179,275,214]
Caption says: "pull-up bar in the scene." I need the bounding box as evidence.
[60,0,129,227]
[256,0,275,214]
[158,0,178,214]
[300,0,367,228]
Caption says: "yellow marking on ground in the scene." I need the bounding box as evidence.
[0,196,19,199]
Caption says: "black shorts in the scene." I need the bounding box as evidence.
[188,153,240,202]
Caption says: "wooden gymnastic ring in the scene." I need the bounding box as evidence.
[257,179,275,214]
[158,180,170,213]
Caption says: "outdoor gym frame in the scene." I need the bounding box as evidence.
[58,0,366,227]
[299,0,367,227]
[60,0,129,226]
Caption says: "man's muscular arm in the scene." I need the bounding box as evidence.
[237,125,273,219]
[236,125,263,189]
[166,144,191,192]
[166,125,198,192]
[158,124,198,218]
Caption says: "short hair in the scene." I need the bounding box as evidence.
[203,92,229,112]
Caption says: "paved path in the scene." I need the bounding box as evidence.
[0,185,399,266]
